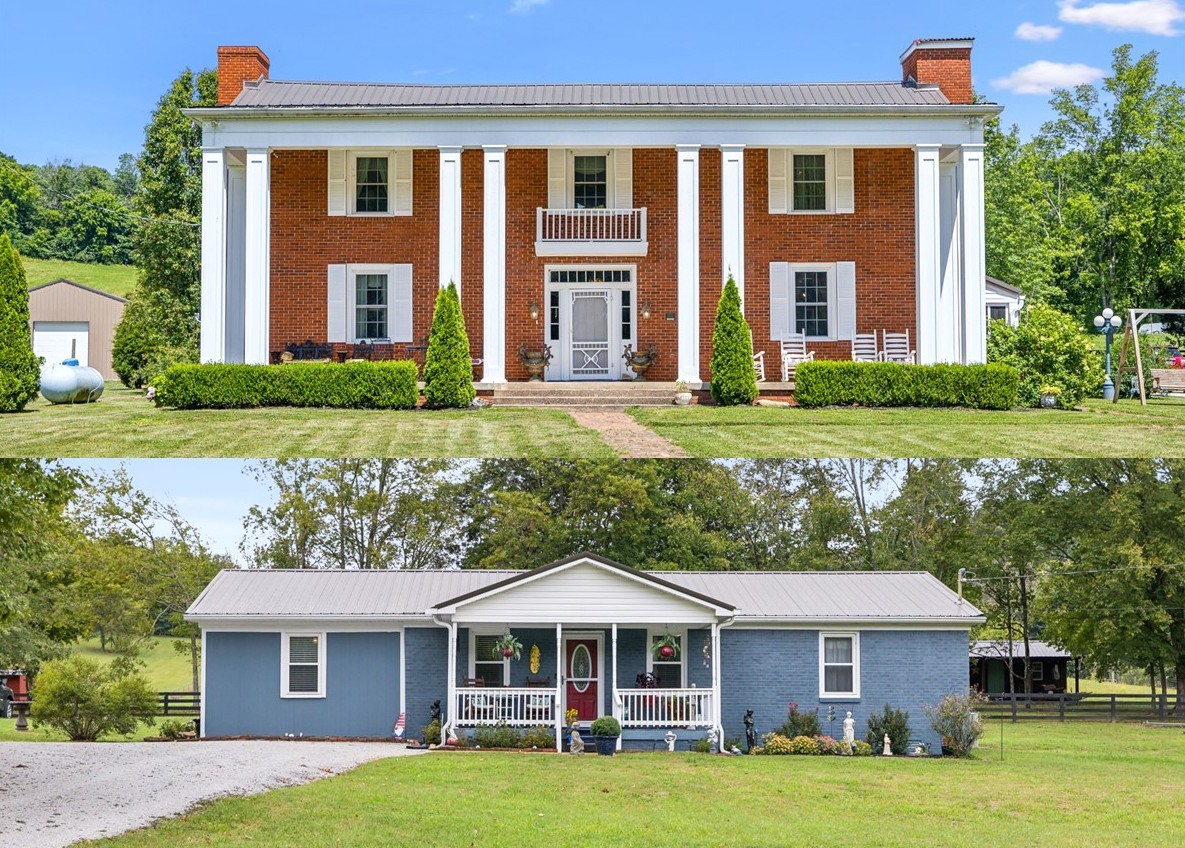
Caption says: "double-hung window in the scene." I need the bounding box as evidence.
[573,155,608,209]
[354,156,389,213]
[794,268,831,338]
[792,154,828,211]
[767,148,854,214]
[819,632,859,698]
[281,633,325,698]
[472,633,507,686]
[326,264,414,344]
[327,150,413,216]
[647,630,684,689]
[355,273,389,341]
[770,261,857,342]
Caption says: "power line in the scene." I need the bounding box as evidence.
[962,562,1185,583]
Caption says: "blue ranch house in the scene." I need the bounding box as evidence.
[186,553,983,750]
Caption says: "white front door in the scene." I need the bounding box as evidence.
[545,267,636,381]
[569,289,613,380]
[33,321,89,367]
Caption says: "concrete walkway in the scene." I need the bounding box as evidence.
[567,409,690,458]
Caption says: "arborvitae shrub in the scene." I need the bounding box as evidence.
[422,282,476,409]
[709,275,758,406]
[0,234,40,412]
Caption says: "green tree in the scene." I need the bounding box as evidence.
[709,276,758,406]
[0,234,40,411]
[422,282,475,409]
[987,302,1101,407]
[31,655,158,741]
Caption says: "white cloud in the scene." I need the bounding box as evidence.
[991,60,1106,94]
[509,0,549,12]
[1015,22,1064,40]
[1057,0,1185,35]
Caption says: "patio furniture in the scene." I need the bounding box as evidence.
[349,340,393,361]
[285,339,333,361]
[851,332,879,362]
[880,330,916,364]
[780,333,815,381]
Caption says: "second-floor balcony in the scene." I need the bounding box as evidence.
[535,207,649,257]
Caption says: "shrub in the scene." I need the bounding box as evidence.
[787,735,823,755]
[852,740,873,756]
[589,715,621,737]
[154,361,419,410]
[689,738,712,753]
[709,275,758,406]
[925,691,986,758]
[814,735,839,755]
[112,290,199,389]
[421,718,441,746]
[158,719,192,740]
[519,726,556,748]
[756,732,794,755]
[473,722,522,748]
[30,655,157,741]
[778,703,821,739]
[0,234,40,412]
[422,281,476,409]
[987,303,1102,408]
[866,704,911,755]
[794,361,1019,409]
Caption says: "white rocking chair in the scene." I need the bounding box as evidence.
[780,333,815,381]
[880,330,916,364]
[851,332,879,362]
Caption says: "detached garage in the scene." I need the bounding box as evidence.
[28,279,127,379]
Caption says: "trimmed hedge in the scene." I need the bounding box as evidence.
[154,361,420,410]
[794,361,1019,410]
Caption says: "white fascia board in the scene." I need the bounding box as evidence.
[729,616,985,629]
[451,610,720,625]
[193,112,995,152]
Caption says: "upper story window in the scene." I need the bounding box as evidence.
[355,156,389,213]
[792,154,827,211]
[547,149,633,211]
[327,149,412,217]
[768,148,854,215]
[573,155,608,209]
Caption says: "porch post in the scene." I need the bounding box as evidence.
[676,144,701,384]
[611,623,619,750]
[914,144,942,365]
[482,145,507,383]
[720,144,745,304]
[199,147,226,363]
[711,621,723,742]
[555,622,563,752]
[438,146,463,295]
[243,148,271,365]
[446,621,457,741]
[959,143,987,364]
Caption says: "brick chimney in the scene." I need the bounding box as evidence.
[216,46,270,106]
[900,38,974,104]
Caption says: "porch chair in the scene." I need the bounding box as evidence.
[748,331,767,382]
[461,676,485,687]
[850,332,879,363]
[879,330,916,364]
[780,332,815,381]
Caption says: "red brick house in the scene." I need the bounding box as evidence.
[190,40,1000,385]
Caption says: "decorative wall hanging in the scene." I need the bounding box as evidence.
[529,644,541,674]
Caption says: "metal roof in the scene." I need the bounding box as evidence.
[227,79,953,110]
[187,566,982,622]
[970,640,1073,659]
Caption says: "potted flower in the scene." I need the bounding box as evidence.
[651,633,680,660]
[589,715,621,756]
[673,380,692,406]
[1038,384,1061,409]
[494,632,523,661]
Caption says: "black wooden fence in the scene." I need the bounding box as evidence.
[979,692,1180,722]
[157,691,200,717]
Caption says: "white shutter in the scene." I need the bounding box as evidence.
[327,264,349,342]
[769,261,790,340]
[392,150,413,215]
[327,150,348,216]
[612,148,633,209]
[834,148,855,214]
[391,264,414,342]
[547,149,567,209]
[836,262,857,340]
[767,148,788,214]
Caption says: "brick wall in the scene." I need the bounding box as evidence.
[743,148,917,372]
[902,47,973,104]
[216,46,269,107]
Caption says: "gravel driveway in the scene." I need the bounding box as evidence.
[0,740,423,847]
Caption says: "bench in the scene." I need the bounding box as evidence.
[1151,368,1185,396]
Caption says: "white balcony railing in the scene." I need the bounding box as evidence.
[535,208,648,256]
[454,687,556,727]
[615,688,715,728]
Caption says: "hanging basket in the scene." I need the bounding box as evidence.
[651,633,680,660]
[494,632,523,662]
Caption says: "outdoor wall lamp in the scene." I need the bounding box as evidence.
[529,300,539,322]
[642,300,651,320]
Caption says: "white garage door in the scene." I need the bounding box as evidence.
[33,321,90,367]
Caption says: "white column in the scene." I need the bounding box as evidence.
[243,148,271,365]
[914,145,942,365]
[611,623,619,745]
[720,144,745,303]
[711,622,722,741]
[959,144,987,364]
[676,144,702,384]
[199,148,226,363]
[439,146,463,294]
[555,623,563,752]
[446,621,457,740]
[937,163,960,363]
[199,629,207,738]
[482,145,507,383]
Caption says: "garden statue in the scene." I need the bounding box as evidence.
[665,730,677,752]
[569,727,585,755]
[843,711,855,748]
[430,700,442,723]
[743,709,757,753]
[707,727,719,755]
[883,733,893,756]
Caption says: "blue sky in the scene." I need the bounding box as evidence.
[2,0,1182,171]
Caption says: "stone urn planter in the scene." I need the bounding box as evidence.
[518,344,553,381]
[1039,386,1061,409]
[623,344,658,380]
[673,381,692,406]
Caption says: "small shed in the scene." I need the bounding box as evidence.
[970,640,1077,694]
[985,276,1024,327]
[28,279,128,379]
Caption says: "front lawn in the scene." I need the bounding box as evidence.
[629,397,1185,458]
[0,385,615,458]
[86,722,1183,847]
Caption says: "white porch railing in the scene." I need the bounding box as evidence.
[454,687,557,727]
[536,208,648,244]
[615,688,715,728]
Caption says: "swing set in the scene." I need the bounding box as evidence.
[1111,308,1185,406]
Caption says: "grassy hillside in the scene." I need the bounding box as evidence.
[75,636,197,691]
[21,256,137,298]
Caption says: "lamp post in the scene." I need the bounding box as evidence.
[1093,308,1122,400]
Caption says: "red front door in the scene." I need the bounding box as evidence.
[565,638,598,722]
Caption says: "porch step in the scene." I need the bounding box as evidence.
[493,382,683,407]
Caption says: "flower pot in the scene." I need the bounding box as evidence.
[1039,394,1057,409]
[673,392,692,406]
[593,735,618,756]
[658,644,675,659]
[501,648,514,658]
